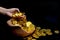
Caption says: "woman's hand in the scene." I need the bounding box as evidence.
[0,7,20,17]
[6,8,20,17]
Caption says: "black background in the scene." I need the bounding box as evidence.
[0,0,60,40]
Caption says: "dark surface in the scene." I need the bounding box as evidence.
[0,0,60,40]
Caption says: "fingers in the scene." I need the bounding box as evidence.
[10,8,20,13]
[6,8,20,17]
[15,8,20,12]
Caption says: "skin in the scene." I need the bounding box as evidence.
[0,7,20,17]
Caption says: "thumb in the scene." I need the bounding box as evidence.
[9,8,20,13]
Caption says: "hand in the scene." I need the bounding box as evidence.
[6,8,20,17]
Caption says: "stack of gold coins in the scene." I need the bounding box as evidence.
[12,12,35,33]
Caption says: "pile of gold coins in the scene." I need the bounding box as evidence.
[11,12,59,40]
[12,12,23,18]
[24,27,52,40]
[11,12,35,33]
[24,27,60,40]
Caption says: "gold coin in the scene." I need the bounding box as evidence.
[35,27,41,31]
[46,29,51,31]
[46,32,53,35]
[54,30,60,34]
[32,33,39,38]
[12,20,18,25]
[27,36,32,40]
[41,33,46,36]
[12,15,16,17]
[19,12,23,16]
[45,29,52,35]
[41,29,47,32]
[34,29,41,36]
[39,29,47,36]
[39,32,46,36]
[36,27,41,30]
[26,21,32,27]
[32,39,36,40]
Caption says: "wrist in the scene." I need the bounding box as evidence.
[0,7,8,15]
